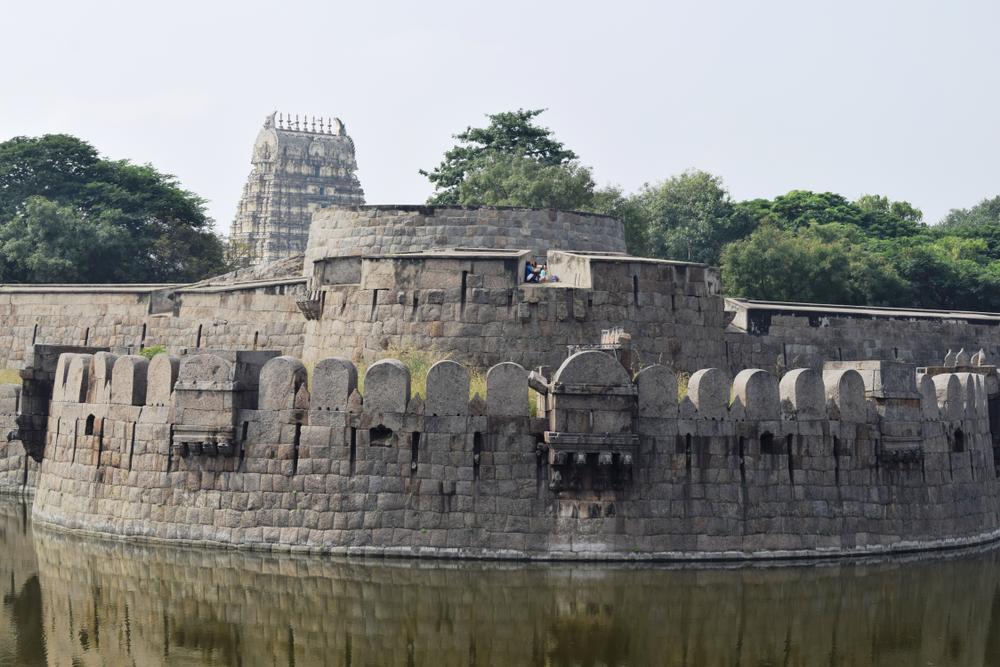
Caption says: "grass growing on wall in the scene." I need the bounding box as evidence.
[0,368,19,385]
[676,371,690,401]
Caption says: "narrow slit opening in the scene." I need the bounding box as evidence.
[410,432,420,472]
[349,427,357,476]
[473,432,482,481]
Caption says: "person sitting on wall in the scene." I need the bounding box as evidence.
[525,262,540,283]
[539,265,548,283]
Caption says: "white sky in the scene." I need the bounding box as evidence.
[2,0,998,232]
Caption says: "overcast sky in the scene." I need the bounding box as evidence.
[2,0,998,232]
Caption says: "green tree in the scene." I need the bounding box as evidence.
[436,151,596,210]
[0,134,229,283]
[586,185,651,257]
[0,197,132,283]
[938,195,1000,230]
[722,222,910,306]
[633,170,755,265]
[420,109,577,204]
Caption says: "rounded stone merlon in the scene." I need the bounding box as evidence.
[690,368,730,420]
[486,362,529,417]
[178,354,233,385]
[426,360,469,417]
[634,365,678,419]
[918,374,939,421]
[822,369,866,422]
[259,356,308,411]
[65,354,94,405]
[111,355,149,406]
[311,357,358,412]
[933,373,963,422]
[552,350,631,388]
[86,351,118,404]
[779,368,825,421]
[732,369,779,422]
[52,353,74,403]
[145,354,180,407]
[362,359,410,414]
[954,373,980,421]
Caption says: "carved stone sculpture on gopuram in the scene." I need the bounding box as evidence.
[229,112,366,265]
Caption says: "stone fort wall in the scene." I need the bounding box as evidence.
[17,345,1000,560]
[0,280,308,370]
[303,250,727,373]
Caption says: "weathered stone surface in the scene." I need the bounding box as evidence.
[363,359,409,414]
[65,355,93,405]
[111,355,149,406]
[14,346,1000,562]
[933,374,963,421]
[779,369,825,421]
[259,356,308,411]
[732,369,778,421]
[823,370,866,422]
[552,351,631,388]
[179,354,233,385]
[145,354,180,407]
[0,384,19,415]
[51,353,74,403]
[87,352,119,404]
[311,357,358,412]
[919,374,939,421]
[689,368,729,420]
[425,361,469,417]
[634,365,678,419]
[955,373,979,420]
[486,362,528,417]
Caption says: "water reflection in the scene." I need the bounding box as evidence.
[4,496,1000,665]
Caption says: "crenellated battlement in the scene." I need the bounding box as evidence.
[12,335,1000,560]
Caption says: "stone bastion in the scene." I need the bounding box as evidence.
[305,205,628,262]
[3,341,1000,560]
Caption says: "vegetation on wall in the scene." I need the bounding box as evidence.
[423,111,1000,313]
[0,134,230,284]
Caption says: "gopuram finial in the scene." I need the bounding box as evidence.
[295,115,300,131]
[326,118,331,134]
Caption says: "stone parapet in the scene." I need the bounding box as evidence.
[19,348,1000,560]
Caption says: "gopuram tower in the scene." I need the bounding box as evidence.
[229,111,365,265]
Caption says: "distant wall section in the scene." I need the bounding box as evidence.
[726,299,1000,373]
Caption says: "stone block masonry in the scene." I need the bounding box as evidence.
[19,344,1000,560]
[303,249,727,374]
[0,280,309,371]
[306,205,627,263]
[726,299,1000,373]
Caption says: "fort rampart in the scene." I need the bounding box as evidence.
[7,343,999,560]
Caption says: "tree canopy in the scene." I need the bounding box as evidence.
[0,134,228,283]
[420,109,578,204]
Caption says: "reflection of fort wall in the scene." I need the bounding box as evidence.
[26,519,1000,666]
[0,499,43,666]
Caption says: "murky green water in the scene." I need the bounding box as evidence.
[4,497,1000,666]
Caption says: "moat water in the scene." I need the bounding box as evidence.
[3,496,1000,667]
